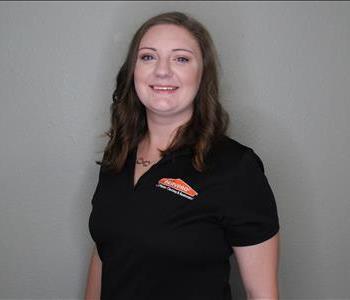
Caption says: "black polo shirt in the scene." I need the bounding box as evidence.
[88,135,280,300]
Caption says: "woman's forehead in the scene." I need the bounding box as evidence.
[139,25,201,55]
[141,25,195,45]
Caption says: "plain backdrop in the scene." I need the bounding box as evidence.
[1,1,349,299]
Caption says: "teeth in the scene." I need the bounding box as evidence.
[152,86,178,91]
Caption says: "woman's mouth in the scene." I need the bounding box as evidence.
[149,85,179,94]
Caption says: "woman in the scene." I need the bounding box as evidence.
[85,11,280,300]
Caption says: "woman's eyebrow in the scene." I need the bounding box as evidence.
[138,47,194,54]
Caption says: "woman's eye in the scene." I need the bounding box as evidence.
[177,57,190,63]
[140,54,153,61]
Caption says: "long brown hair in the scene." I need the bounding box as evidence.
[96,11,229,173]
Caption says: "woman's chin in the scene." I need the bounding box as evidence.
[146,102,175,113]
[148,107,174,114]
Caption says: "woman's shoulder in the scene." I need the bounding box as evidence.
[204,134,267,174]
[209,134,253,161]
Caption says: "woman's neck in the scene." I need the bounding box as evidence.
[143,108,192,152]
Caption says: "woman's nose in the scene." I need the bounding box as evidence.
[154,59,173,78]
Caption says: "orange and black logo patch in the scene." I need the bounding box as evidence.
[156,178,198,200]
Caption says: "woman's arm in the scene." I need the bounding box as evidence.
[233,232,280,299]
[84,245,102,300]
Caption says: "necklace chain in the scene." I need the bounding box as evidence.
[136,136,161,167]
[136,156,157,167]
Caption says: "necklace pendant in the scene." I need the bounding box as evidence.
[142,160,151,167]
[136,157,151,167]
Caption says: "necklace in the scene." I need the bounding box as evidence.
[136,135,163,167]
[136,156,156,167]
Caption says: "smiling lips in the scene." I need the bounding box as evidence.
[149,85,179,94]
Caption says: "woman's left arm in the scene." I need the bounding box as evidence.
[233,232,280,300]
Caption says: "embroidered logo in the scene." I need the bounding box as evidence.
[156,178,198,200]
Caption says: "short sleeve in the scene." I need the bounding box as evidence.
[219,148,280,247]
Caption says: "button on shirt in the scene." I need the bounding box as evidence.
[88,135,280,300]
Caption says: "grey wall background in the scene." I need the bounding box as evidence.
[1,1,349,299]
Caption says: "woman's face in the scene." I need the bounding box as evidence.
[134,24,203,118]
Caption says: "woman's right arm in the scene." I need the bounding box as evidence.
[84,245,102,300]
